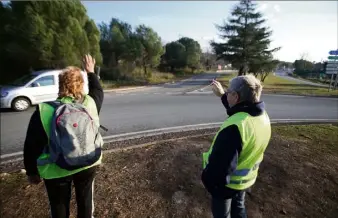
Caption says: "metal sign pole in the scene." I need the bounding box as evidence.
[333,57,338,89]
[329,74,333,91]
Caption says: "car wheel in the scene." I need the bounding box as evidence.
[11,97,31,111]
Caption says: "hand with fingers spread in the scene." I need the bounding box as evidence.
[83,54,96,73]
[211,79,225,97]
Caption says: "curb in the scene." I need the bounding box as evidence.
[1,119,337,164]
[103,86,148,93]
[185,91,338,99]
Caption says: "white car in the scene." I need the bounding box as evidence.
[0,69,89,111]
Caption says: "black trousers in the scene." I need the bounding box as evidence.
[211,190,247,218]
[44,166,97,218]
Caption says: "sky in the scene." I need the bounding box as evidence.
[83,1,338,63]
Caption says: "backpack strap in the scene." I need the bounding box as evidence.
[45,101,63,109]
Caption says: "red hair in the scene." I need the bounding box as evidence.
[58,66,84,100]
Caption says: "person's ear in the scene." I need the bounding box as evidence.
[234,92,240,103]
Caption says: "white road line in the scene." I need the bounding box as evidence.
[185,91,338,100]
[1,151,23,159]
[2,118,337,160]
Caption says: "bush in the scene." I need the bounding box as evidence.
[100,67,121,81]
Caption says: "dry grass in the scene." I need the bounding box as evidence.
[101,71,194,89]
[1,124,338,218]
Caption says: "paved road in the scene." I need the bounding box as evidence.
[274,71,327,87]
[1,72,338,156]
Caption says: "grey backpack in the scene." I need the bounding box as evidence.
[46,101,103,170]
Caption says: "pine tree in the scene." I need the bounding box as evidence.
[135,25,164,78]
[178,37,202,73]
[1,0,102,80]
[211,0,280,76]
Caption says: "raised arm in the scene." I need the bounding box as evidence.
[83,54,104,114]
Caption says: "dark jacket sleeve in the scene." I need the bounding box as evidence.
[221,93,230,110]
[201,124,243,197]
[87,73,104,114]
[23,107,48,176]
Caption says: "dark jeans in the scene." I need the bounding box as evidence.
[211,190,247,218]
[44,167,97,218]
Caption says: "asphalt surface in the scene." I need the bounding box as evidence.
[274,71,328,87]
[1,72,338,156]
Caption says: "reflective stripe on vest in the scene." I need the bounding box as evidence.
[202,111,271,190]
[37,95,102,179]
[231,162,261,177]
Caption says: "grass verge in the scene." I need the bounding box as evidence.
[1,124,338,218]
[101,71,201,90]
[218,74,338,97]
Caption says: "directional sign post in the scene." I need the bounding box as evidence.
[329,50,338,56]
[328,56,338,60]
[327,50,338,90]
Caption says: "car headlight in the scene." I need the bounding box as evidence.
[1,92,8,98]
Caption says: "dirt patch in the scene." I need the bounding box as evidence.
[1,125,338,218]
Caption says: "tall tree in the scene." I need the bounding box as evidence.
[99,18,133,68]
[211,0,280,76]
[178,37,202,73]
[163,41,186,71]
[135,25,164,77]
[1,0,101,82]
[85,19,102,65]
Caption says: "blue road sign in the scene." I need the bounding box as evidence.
[329,50,338,55]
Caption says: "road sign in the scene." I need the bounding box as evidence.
[329,50,338,55]
[327,67,338,71]
[328,56,338,60]
[326,62,338,68]
[326,70,338,74]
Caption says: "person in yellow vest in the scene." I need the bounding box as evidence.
[23,54,104,218]
[202,74,271,218]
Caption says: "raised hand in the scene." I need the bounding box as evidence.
[211,80,225,97]
[83,54,96,73]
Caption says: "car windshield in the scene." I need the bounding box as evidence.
[8,74,37,86]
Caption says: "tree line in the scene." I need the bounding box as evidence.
[98,18,204,81]
[1,0,281,83]
[0,1,206,83]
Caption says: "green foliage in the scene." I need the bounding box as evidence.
[1,1,204,84]
[211,0,280,76]
[161,37,202,73]
[163,41,186,71]
[250,59,279,82]
[178,37,202,72]
[0,0,101,82]
[134,25,164,77]
[99,19,165,79]
[99,18,133,68]
[293,59,318,76]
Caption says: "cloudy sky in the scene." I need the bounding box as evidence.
[83,1,337,63]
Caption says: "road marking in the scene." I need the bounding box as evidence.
[2,118,337,161]
[185,91,338,100]
[1,151,23,159]
[262,94,305,98]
